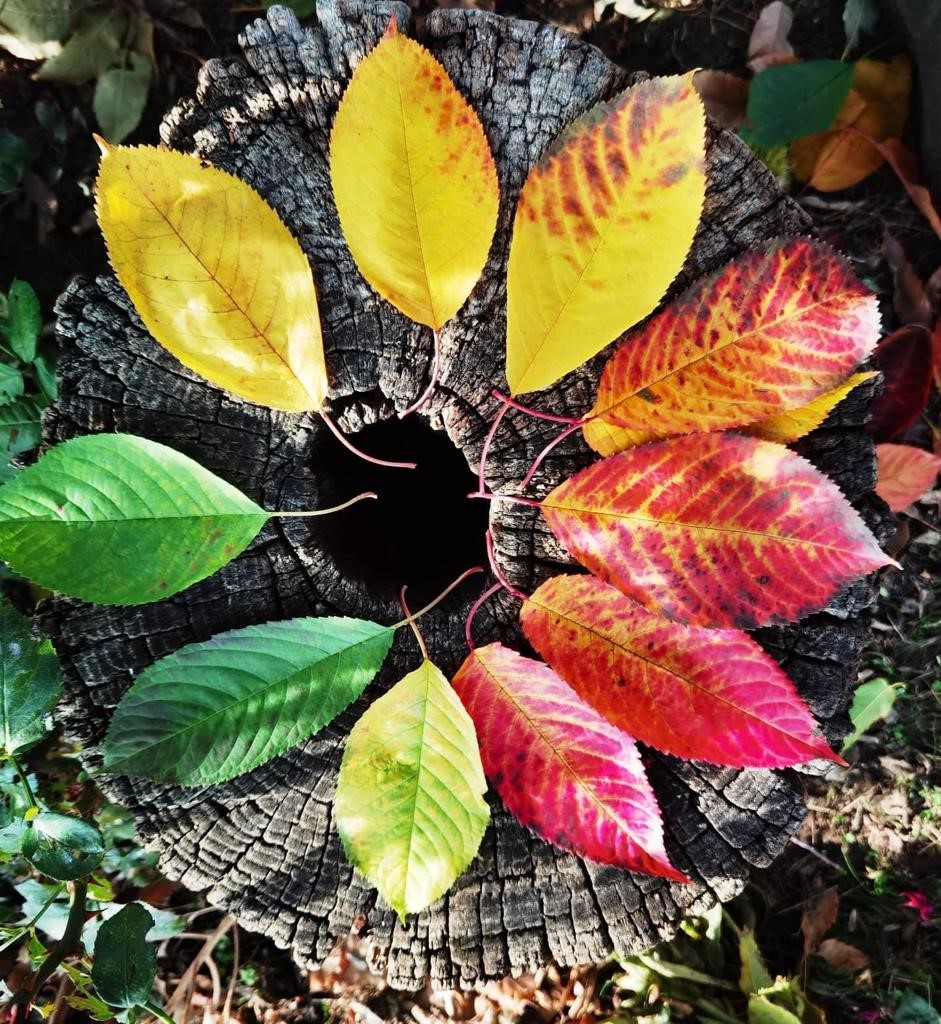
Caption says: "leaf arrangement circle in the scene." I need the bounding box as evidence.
[8,19,890,920]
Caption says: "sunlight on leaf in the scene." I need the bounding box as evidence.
[96,142,327,410]
[0,600,60,757]
[330,19,499,331]
[744,371,877,443]
[506,74,705,395]
[335,659,489,918]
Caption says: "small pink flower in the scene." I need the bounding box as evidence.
[856,1010,881,1024]
[901,891,934,923]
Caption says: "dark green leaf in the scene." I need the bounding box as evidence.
[0,433,269,605]
[0,599,60,755]
[0,129,30,193]
[741,61,854,148]
[0,364,24,402]
[0,397,42,460]
[91,903,156,1010]
[93,53,151,144]
[22,813,105,880]
[104,617,394,785]
[5,279,42,362]
[35,8,127,84]
[0,0,72,43]
[32,353,57,402]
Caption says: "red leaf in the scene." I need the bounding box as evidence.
[452,643,688,882]
[867,325,933,441]
[521,575,845,768]
[584,239,880,455]
[541,433,891,629]
[876,443,941,511]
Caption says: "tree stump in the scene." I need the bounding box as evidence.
[40,0,891,989]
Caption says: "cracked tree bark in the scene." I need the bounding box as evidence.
[39,0,891,990]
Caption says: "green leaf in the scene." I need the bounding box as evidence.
[895,992,941,1024]
[22,813,105,880]
[0,129,30,193]
[5,279,42,362]
[0,364,24,402]
[91,903,156,1010]
[35,8,127,84]
[263,0,316,17]
[749,995,803,1024]
[842,0,878,54]
[93,53,151,144]
[0,397,42,459]
[0,0,72,43]
[335,659,489,918]
[0,433,269,605]
[0,599,60,756]
[32,353,57,402]
[741,61,854,148]
[843,677,902,751]
[739,930,773,995]
[103,616,394,785]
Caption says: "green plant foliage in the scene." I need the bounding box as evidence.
[739,930,773,995]
[22,812,105,880]
[0,397,42,480]
[335,659,490,918]
[0,128,30,193]
[91,903,156,1010]
[104,617,395,785]
[0,363,24,402]
[843,677,903,750]
[0,433,269,604]
[3,279,42,362]
[0,0,72,44]
[895,992,941,1024]
[740,61,854,148]
[842,0,879,55]
[93,53,151,144]
[0,600,60,756]
[34,8,127,84]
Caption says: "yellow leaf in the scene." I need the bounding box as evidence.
[330,19,499,331]
[792,55,911,192]
[95,142,327,412]
[505,73,705,396]
[744,372,878,443]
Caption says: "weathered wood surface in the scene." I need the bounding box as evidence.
[41,0,891,989]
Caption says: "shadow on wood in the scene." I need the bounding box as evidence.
[39,0,891,990]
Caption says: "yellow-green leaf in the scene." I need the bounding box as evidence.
[744,372,878,443]
[95,142,327,412]
[330,20,499,330]
[334,658,489,918]
[505,74,706,395]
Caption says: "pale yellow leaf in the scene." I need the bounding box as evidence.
[505,73,706,396]
[744,372,877,443]
[96,143,327,412]
[330,19,499,331]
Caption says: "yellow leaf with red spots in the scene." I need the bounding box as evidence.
[95,143,327,413]
[744,371,878,443]
[505,74,706,396]
[330,19,499,330]
[582,240,880,455]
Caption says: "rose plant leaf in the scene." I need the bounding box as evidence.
[875,443,941,511]
[92,903,157,1011]
[867,325,933,441]
[335,659,490,919]
[22,812,105,881]
[452,642,688,881]
[520,575,844,767]
[330,19,499,331]
[583,239,881,454]
[0,433,269,605]
[0,600,61,757]
[96,142,327,412]
[506,74,705,396]
[541,433,891,629]
[744,371,877,444]
[103,616,394,785]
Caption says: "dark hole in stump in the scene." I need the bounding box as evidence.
[311,415,489,606]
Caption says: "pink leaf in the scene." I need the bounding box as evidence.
[876,443,941,511]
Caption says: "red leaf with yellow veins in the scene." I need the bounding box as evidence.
[521,575,845,768]
[541,434,891,629]
[583,239,881,455]
[452,643,687,882]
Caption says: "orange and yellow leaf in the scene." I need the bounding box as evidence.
[744,371,878,443]
[95,143,327,413]
[505,74,705,396]
[330,20,499,330]
[583,240,880,455]
[875,443,941,511]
